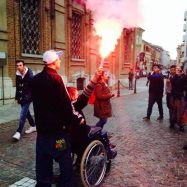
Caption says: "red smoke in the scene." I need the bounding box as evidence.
[86,0,142,58]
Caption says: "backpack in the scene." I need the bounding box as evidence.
[88,91,96,105]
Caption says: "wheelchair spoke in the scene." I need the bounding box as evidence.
[85,144,106,185]
[80,140,107,187]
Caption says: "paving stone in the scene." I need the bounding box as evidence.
[1,78,187,186]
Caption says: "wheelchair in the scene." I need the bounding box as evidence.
[72,127,112,187]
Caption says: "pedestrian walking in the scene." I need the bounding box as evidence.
[30,50,80,187]
[165,65,176,127]
[143,64,164,121]
[12,60,36,141]
[169,66,186,131]
[94,71,115,129]
[128,68,134,90]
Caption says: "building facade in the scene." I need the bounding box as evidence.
[182,11,187,74]
[0,0,145,105]
[160,50,170,69]
[0,0,98,105]
[142,41,163,73]
[177,43,185,68]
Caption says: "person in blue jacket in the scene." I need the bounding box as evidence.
[143,64,164,121]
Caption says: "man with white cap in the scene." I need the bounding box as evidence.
[30,50,81,187]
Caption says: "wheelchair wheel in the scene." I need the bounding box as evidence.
[80,140,107,187]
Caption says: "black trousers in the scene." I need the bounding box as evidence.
[35,133,74,187]
[147,93,163,118]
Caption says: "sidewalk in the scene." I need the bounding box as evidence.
[0,82,147,125]
[0,102,34,124]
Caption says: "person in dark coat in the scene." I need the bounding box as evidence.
[94,71,114,129]
[30,50,81,187]
[182,75,187,149]
[12,60,36,141]
[128,68,134,90]
[165,65,176,128]
[170,66,186,131]
[143,64,164,121]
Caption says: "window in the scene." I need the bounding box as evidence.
[124,32,129,65]
[20,0,40,55]
[71,12,82,59]
[145,46,150,52]
[77,78,85,90]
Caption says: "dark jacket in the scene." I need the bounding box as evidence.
[171,74,186,99]
[185,76,187,101]
[148,73,164,95]
[94,81,113,118]
[72,80,96,126]
[30,67,81,136]
[70,81,96,154]
[15,67,33,104]
[128,72,134,80]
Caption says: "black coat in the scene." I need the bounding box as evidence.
[30,67,81,136]
[148,73,164,95]
[171,74,186,99]
[15,68,33,104]
[70,90,91,155]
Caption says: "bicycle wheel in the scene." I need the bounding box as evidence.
[80,140,107,187]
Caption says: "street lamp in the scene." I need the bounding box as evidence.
[117,80,120,97]
[134,76,137,94]
[134,58,138,94]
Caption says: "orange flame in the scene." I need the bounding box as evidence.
[95,19,122,59]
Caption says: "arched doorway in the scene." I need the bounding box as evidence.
[77,78,85,90]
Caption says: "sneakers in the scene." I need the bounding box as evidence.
[108,150,117,159]
[109,143,116,149]
[179,126,185,132]
[143,116,150,120]
[157,116,163,121]
[25,126,37,134]
[183,144,187,150]
[12,132,21,141]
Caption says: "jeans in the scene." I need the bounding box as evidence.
[17,102,35,133]
[96,118,108,129]
[147,93,163,118]
[170,97,184,125]
[35,133,74,187]
[166,94,172,122]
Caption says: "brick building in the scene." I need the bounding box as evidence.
[0,0,143,105]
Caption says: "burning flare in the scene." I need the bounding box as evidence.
[86,0,142,61]
[95,19,122,59]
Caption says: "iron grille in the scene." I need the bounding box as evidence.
[21,0,40,55]
[71,12,82,59]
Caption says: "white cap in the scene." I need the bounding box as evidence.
[43,50,63,64]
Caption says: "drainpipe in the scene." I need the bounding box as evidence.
[2,67,4,105]
[50,0,55,48]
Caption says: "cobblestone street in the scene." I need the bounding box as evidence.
[1,78,187,187]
